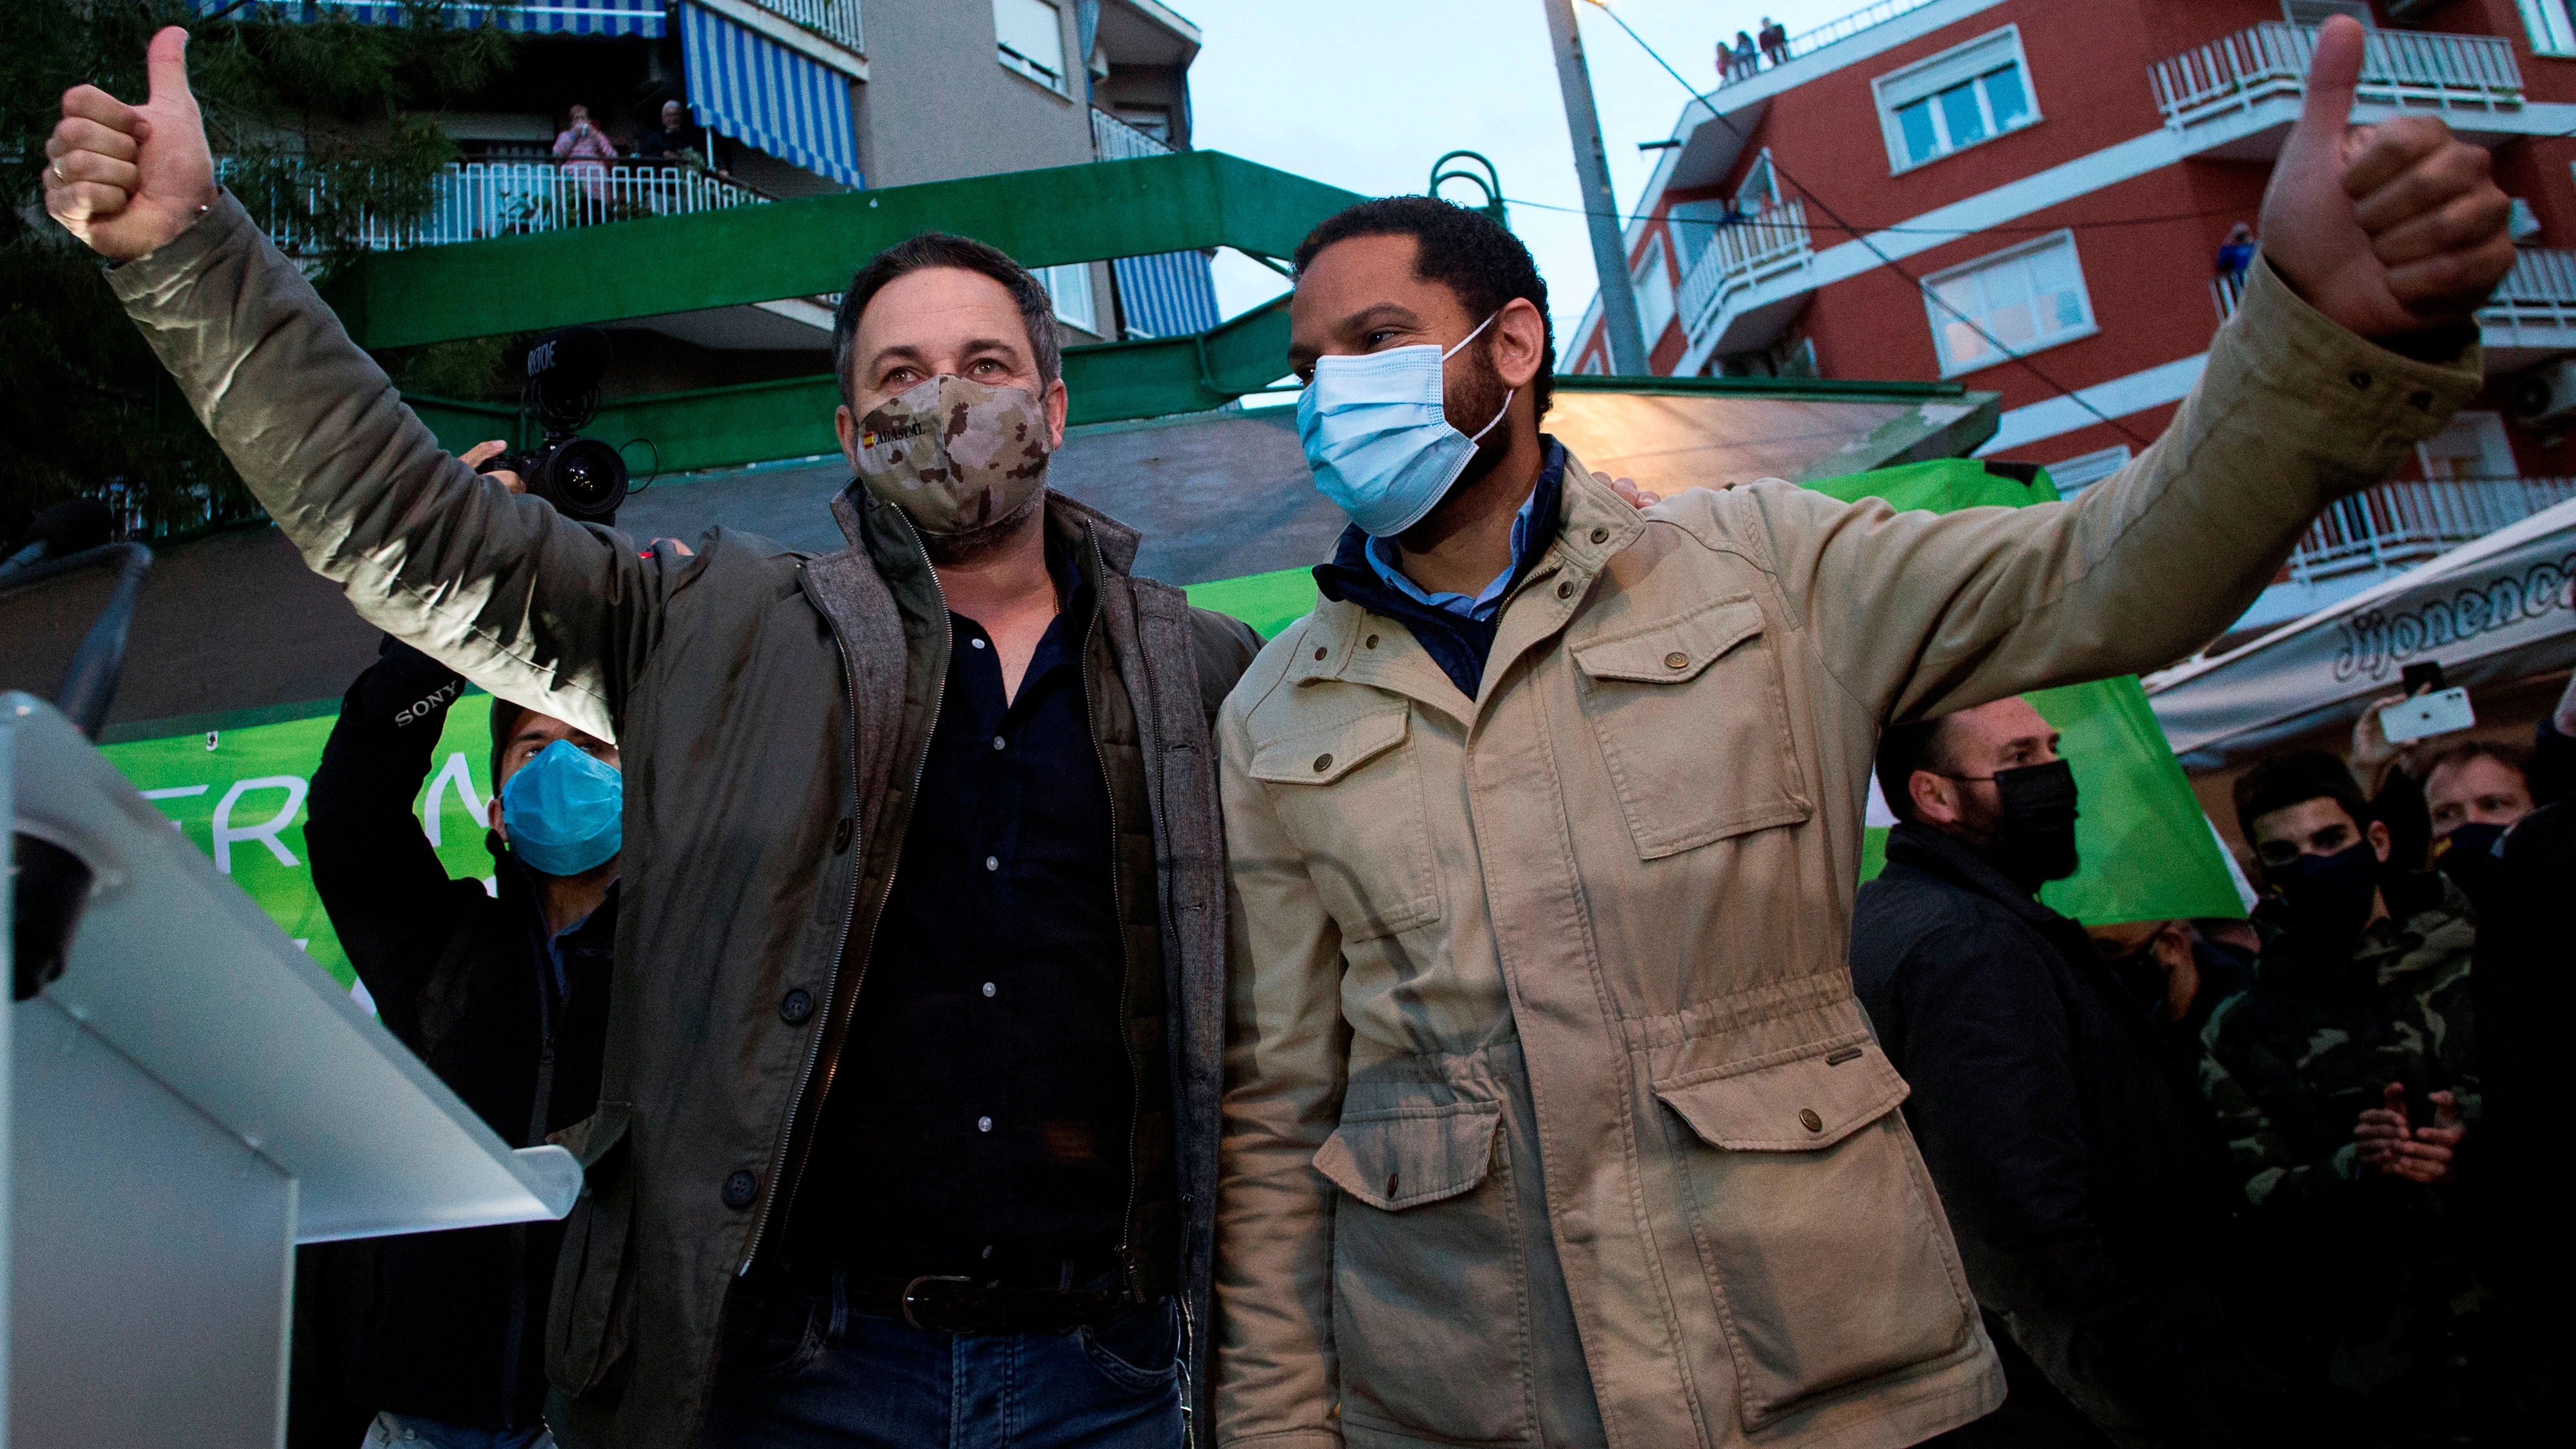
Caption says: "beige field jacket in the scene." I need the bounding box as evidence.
[1212,258,2480,1449]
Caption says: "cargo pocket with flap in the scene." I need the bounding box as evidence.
[1570,593,1811,859]
[1654,1039,1973,1430]
[545,1102,639,1398]
[1248,708,1441,943]
[1315,1100,1534,1445]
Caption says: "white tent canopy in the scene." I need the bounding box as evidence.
[2144,496,2576,770]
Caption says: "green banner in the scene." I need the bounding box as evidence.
[103,705,498,995]
[100,459,2240,982]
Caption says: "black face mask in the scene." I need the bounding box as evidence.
[2266,841,2380,949]
[1963,759,2081,891]
[2439,820,2507,863]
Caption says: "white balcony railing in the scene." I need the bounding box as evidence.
[1091,106,1172,161]
[1676,200,1814,351]
[752,0,863,53]
[2286,476,2576,584]
[2152,22,2521,131]
[218,158,768,254]
[2208,248,2576,334]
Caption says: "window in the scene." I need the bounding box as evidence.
[2521,1,2576,58]
[1921,231,2095,376]
[1736,150,1780,215]
[2417,412,2515,480]
[1873,27,2038,172]
[1667,197,1734,274]
[1041,261,1096,334]
[996,0,1069,93]
[2042,445,2131,500]
[1579,347,1608,376]
[1632,234,1676,345]
[1115,105,1171,143]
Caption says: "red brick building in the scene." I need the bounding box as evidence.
[1568,0,2576,635]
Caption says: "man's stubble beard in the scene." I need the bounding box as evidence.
[1444,334,1513,491]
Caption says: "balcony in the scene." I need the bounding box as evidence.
[746,0,863,55]
[1676,200,1815,360]
[2151,23,2523,159]
[2207,248,2576,371]
[216,159,768,254]
[2291,475,2576,583]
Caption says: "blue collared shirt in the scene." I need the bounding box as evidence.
[1361,484,1545,621]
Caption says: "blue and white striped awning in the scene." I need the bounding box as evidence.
[1113,250,1221,340]
[681,3,863,189]
[200,0,666,37]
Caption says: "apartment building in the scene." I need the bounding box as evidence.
[222,0,1218,376]
[1569,0,2576,637]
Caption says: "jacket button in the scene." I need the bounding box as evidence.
[2348,369,2371,389]
[1591,526,1609,543]
[1313,753,1334,773]
[1664,651,1689,670]
[1313,646,1328,660]
[780,988,813,1024]
[2408,389,2433,410]
[721,1170,759,1209]
[1364,633,1379,649]
[831,818,853,854]
[1386,1172,1400,1196]
[1799,1108,1824,1133]
[1556,580,1574,599]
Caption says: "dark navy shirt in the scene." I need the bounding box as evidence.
[805,541,1131,1269]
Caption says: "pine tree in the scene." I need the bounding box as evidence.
[0,0,518,542]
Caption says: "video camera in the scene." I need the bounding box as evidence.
[477,328,628,525]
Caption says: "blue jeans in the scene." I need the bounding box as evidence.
[698,1266,1183,1449]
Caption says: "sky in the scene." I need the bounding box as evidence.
[1174,0,1870,378]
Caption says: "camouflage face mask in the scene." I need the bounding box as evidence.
[848,375,1054,537]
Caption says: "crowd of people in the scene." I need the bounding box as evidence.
[1853,674,2573,1447]
[1718,16,1794,83]
[41,17,2537,1449]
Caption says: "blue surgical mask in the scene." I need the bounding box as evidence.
[1298,313,1515,538]
[500,739,623,877]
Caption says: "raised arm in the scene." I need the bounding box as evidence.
[44,28,658,740]
[1720,18,2503,726]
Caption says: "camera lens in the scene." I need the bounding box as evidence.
[540,437,628,522]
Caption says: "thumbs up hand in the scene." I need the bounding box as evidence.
[44,27,218,261]
[2259,16,2514,340]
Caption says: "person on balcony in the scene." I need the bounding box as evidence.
[634,99,731,185]
[552,103,617,219]
[2216,222,2258,290]
[1758,16,1790,67]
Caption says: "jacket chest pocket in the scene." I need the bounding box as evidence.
[1248,708,1442,943]
[1569,594,1812,860]
[1654,1041,1976,1430]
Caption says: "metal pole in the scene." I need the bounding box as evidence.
[1542,0,1648,375]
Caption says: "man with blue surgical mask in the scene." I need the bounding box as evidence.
[296,637,623,1449]
[1213,20,2516,1449]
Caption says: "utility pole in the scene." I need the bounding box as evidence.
[1542,0,1647,375]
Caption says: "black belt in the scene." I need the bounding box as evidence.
[854,1273,1127,1336]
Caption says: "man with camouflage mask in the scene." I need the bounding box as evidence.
[39,31,1256,1446]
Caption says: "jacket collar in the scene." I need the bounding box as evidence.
[1882,820,2072,933]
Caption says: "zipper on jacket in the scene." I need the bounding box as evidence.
[742,513,950,1275]
[1076,525,1147,1302]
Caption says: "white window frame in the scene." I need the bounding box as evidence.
[1919,229,2097,378]
[1041,261,1097,334]
[2521,0,2576,58]
[1666,196,1734,274]
[1736,149,1781,214]
[1632,234,1677,346]
[1872,25,2041,174]
[995,0,1070,94]
[2042,444,2131,500]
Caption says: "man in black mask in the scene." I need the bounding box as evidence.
[2204,750,2478,1447]
[1851,697,2280,1447]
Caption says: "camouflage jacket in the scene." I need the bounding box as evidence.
[2197,870,2478,1213]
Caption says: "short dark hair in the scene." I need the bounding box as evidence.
[2234,749,2369,841]
[831,233,1061,411]
[2419,738,2532,791]
[1874,716,1959,825]
[1291,196,1558,419]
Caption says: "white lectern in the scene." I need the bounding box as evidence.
[2,690,581,1448]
